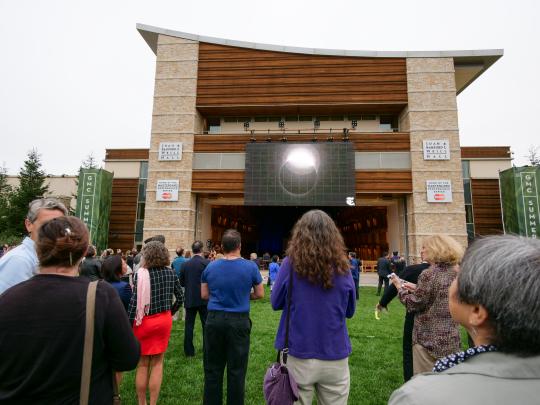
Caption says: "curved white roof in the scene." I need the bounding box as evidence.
[136,23,503,94]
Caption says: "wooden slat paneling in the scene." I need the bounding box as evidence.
[192,171,245,193]
[105,149,149,160]
[194,133,410,152]
[471,179,503,236]
[108,178,139,251]
[460,147,511,159]
[192,170,412,194]
[356,171,412,193]
[197,43,407,107]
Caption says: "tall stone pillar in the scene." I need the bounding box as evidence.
[403,58,467,262]
[143,34,203,255]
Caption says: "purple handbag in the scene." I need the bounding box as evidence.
[263,265,299,404]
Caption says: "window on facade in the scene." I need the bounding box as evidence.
[139,161,148,179]
[380,115,398,131]
[135,161,149,245]
[462,160,475,243]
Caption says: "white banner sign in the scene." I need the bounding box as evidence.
[156,180,179,201]
[423,140,450,160]
[426,180,453,203]
[158,142,183,161]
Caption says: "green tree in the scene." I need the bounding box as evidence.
[6,149,49,237]
[527,145,540,166]
[81,153,99,170]
[0,164,13,238]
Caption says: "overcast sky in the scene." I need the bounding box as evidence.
[1,0,538,174]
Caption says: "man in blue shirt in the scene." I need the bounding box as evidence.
[0,198,67,295]
[201,229,264,405]
[171,247,186,277]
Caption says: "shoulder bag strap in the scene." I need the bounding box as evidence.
[281,263,294,364]
[80,280,98,405]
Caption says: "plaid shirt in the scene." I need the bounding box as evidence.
[128,267,184,323]
[398,263,461,358]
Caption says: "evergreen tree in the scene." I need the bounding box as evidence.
[527,145,540,166]
[6,149,49,237]
[81,153,99,170]
[0,164,13,237]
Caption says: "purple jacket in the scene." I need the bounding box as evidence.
[271,257,356,360]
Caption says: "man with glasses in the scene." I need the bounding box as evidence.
[0,198,67,295]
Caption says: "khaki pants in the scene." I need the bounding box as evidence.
[412,344,436,375]
[287,355,349,405]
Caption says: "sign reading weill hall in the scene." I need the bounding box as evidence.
[423,140,450,160]
[158,142,183,161]
[156,180,179,201]
[426,180,453,203]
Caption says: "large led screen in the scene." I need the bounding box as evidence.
[244,142,356,206]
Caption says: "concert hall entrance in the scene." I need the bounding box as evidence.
[206,204,401,263]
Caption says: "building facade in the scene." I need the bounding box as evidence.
[103,25,510,261]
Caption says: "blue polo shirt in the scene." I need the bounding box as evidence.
[0,237,38,295]
[201,258,262,313]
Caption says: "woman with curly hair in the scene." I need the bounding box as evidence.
[127,241,183,405]
[271,210,356,405]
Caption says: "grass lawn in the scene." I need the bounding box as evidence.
[120,286,408,404]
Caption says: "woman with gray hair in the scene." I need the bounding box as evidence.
[389,235,540,405]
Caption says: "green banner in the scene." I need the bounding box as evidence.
[75,169,113,251]
[499,166,540,239]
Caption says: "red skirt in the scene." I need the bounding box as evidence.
[133,311,172,355]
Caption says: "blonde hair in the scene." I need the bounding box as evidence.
[422,235,464,265]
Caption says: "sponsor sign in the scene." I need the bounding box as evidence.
[75,169,113,251]
[156,180,179,201]
[520,172,539,238]
[79,172,96,232]
[423,140,450,160]
[158,142,183,161]
[426,180,453,203]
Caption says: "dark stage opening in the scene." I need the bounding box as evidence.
[210,206,388,261]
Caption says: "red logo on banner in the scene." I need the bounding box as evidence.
[161,192,172,200]
[434,193,445,201]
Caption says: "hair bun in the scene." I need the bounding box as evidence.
[37,217,89,267]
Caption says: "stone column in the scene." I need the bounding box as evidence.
[402,57,467,262]
[143,34,203,256]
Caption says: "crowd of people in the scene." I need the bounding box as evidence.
[0,197,539,405]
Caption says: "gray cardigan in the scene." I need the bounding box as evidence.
[388,352,540,405]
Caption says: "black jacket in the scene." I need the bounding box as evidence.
[79,257,102,280]
[379,262,430,308]
[376,257,392,277]
[180,255,210,308]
